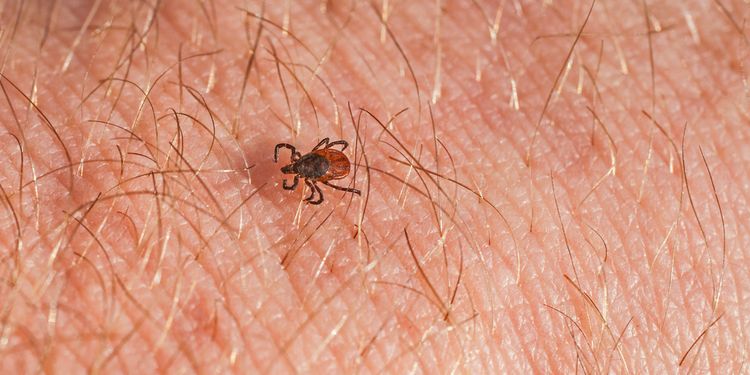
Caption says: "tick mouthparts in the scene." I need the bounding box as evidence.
[281,164,294,174]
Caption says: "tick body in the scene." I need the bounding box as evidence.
[274,138,361,205]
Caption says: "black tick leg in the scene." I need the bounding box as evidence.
[307,182,324,205]
[282,175,299,190]
[323,181,361,196]
[304,179,317,202]
[274,143,297,162]
[325,140,348,151]
[312,137,330,151]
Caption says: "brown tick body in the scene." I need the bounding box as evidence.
[274,138,361,205]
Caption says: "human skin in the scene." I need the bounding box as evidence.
[0,0,748,373]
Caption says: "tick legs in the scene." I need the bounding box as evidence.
[305,180,324,205]
[282,175,299,190]
[290,180,357,204]
[274,143,301,162]
[323,181,361,196]
[304,180,315,201]
[325,140,348,151]
[312,138,348,151]
[312,137,329,151]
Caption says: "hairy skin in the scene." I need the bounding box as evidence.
[0,0,748,373]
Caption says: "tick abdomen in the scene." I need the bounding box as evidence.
[312,149,350,180]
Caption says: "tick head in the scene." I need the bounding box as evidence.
[281,163,296,174]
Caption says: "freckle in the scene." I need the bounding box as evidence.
[729,58,743,74]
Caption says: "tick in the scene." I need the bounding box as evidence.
[274,137,361,205]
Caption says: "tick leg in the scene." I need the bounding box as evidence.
[274,143,296,162]
[312,137,330,151]
[323,181,361,196]
[307,182,324,205]
[304,179,317,202]
[325,140,348,151]
[282,175,299,190]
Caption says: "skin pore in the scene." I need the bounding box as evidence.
[0,0,748,373]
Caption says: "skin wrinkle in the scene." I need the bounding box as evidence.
[434,103,528,294]
[560,145,680,368]
[103,118,248,374]
[2,81,71,181]
[656,64,726,150]
[334,18,413,112]
[279,244,359,368]
[1,0,749,372]
[294,217,390,350]
[426,56,539,255]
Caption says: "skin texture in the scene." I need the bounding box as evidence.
[0,0,748,373]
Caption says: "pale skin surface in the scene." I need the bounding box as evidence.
[0,0,748,373]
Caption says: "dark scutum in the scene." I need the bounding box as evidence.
[294,153,329,179]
